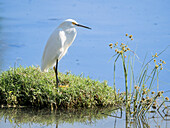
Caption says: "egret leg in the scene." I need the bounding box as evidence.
[54,59,59,88]
[53,60,69,88]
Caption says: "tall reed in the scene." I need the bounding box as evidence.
[109,34,169,126]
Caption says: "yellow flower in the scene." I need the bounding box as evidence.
[134,85,139,90]
[162,61,166,64]
[115,49,118,52]
[149,98,153,102]
[158,91,161,97]
[125,33,128,36]
[147,89,150,92]
[131,38,133,40]
[109,43,113,47]
[153,102,156,106]
[129,35,133,38]
[122,46,125,51]
[115,43,118,46]
[160,67,163,70]
[155,53,158,57]
[151,91,155,94]
[142,89,147,95]
[160,59,162,62]
[154,59,156,62]
[165,97,169,101]
[127,48,130,51]
[155,65,159,69]
[120,50,123,54]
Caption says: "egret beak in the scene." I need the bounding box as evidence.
[75,24,91,29]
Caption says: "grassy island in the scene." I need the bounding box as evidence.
[0,66,122,109]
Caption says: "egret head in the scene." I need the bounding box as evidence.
[59,19,91,30]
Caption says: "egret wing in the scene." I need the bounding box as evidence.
[41,29,66,72]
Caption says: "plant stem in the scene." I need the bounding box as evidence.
[113,54,120,99]
[121,54,128,108]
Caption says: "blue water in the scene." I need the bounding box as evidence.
[0,0,170,127]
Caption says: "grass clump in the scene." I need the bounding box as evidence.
[0,66,120,109]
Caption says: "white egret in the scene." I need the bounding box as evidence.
[41,19,91,87]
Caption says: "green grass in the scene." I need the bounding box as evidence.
[0,66,122,109]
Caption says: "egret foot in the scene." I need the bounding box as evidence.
[58,84,69,88]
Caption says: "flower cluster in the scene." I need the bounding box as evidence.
[126,33,133,40]
[153,56,166,70]
[152,52,158,58]
[109,34,133,56]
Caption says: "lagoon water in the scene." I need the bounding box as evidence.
[0,0,170,127]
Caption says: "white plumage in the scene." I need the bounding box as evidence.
[41,19,77,72]
[40,19,91,86]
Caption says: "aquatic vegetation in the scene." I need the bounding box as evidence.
[0,66,121,109]
[109,34,169,127]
